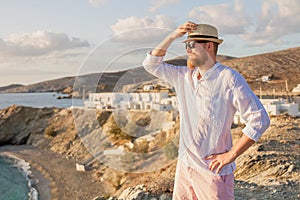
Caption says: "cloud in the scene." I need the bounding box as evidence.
[243,0,300,46]
[188,0,300,47]
[149,0,180,13]
[188,0,250,35]
[0,30,90,57]
[110,15,176,44]
[88,0,107,7]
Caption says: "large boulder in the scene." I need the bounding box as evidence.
[0,105,57,145]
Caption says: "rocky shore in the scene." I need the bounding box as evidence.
[0,105,299,199]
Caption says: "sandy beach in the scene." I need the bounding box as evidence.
[0,145,107,200]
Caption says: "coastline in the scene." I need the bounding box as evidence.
[0,146,51,200]
[0,103,299,199]
[0,153,40,200]
[0,145,108,200]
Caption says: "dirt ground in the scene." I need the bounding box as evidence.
[0,114,299,200]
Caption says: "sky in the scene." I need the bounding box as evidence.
[0,0,300,87]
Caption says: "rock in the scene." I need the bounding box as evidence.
[257,144,265,151]
[116,185,172,200]
[93,197,106,200]
[135,116,151,127]
[0,105,56,145]
[287,164,296,173]
[100,168,126,192]
[118,185,148,200]
[159,194,172,200]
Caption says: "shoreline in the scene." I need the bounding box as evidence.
[0,145,107,200]
[0,153,40,200]
[0,146,52,200]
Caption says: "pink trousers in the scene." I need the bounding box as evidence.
[172,160,234,200]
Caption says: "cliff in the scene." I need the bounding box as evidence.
[0,105,299,199]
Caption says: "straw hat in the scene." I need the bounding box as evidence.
[183,24,223,44]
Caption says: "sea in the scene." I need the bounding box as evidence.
[0,92,85,200]
[0,92,85,110]
[0,155,37,200]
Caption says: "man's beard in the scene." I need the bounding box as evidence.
[188,52,208,68]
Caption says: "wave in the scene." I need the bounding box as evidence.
[0,153,38,200]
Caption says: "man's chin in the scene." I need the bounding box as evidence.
[187,60,195,69]
[187,58,197,66]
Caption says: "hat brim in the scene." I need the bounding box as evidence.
[182,37,223,44]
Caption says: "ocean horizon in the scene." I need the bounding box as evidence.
[0,92,85,110]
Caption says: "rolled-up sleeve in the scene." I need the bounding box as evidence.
[143,52,185,85]
[233,75,270,141]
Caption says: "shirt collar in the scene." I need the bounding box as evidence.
[193,62,221,81]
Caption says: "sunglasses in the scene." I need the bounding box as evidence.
[185,40,208,49]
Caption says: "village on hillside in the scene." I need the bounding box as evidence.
[84,80,300,119]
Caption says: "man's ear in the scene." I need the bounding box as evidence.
[207,42,214,50]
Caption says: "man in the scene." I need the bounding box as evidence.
[143,22,270,199]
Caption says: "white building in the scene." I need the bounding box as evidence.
[261,99,299,117]
[234,98,299,124]
[85,92,178,111]
[234,99,299,124]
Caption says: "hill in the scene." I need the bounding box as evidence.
[1,76,75,93]
[222,47,300,95]
[1,47,299,96]
[0,84,24,92]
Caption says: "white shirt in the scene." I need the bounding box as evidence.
[143,53,270,175]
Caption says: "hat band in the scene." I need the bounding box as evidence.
[188,35,218,39]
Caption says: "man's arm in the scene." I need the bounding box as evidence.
[143,21,198,84]
[206,74,270,174]
[151,21,198,56]
[206,134,255,174]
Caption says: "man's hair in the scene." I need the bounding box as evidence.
[213,42,218,55]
